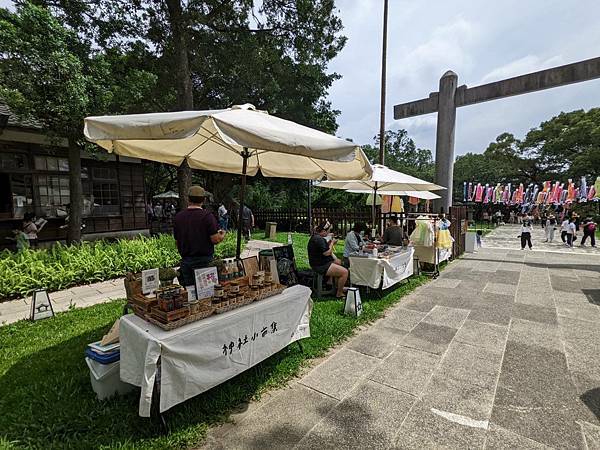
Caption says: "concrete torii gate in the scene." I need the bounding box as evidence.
[393,56,600,211]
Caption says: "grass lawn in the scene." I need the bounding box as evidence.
[0,232,429,449]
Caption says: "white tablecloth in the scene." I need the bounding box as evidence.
[349,247,415,289]
[120,284,312,417]
[414,245,452,264]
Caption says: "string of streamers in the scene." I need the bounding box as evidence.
[462,176,600,206]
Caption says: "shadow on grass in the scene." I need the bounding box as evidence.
[0,274,428,449]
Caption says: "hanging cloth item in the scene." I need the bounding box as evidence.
[588,185,596,200]
[579,177,588,202]
[536,191,545,204]
[366,193,383,206]
[409,215,434,247]
[436,218,454,249]
[475,183,484,202]
[567,179,576,203]
[380,195,392,213]
[408,196,419,206]
[515,183,524,204]
[494,184,502,204]
[391,196,404,212]
[463,182,468,202]
[468,182,475,201]
[595,176,600,199]
[483,184,491,204]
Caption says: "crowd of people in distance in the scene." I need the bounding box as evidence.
[517,212,596,250]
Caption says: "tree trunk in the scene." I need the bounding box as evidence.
[67,138,83,244]
[166,0,194,210]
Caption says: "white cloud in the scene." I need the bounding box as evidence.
[480,55,565,84]
[328,0,600,157]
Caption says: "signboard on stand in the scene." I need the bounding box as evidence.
[194,267,219,300]
[344,287,363,317]
[141,268,159,295]
[30,289,54,321]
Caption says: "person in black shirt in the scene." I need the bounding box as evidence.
[382,216,403,246]
[307,222,348,298]
[173,186,226,287]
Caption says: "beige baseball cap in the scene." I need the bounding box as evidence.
[188,185,207,197]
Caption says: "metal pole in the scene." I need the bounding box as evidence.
[372,182,378,234]
[236,148,249,259]
[378,0,389,165]
[307,180,312,234]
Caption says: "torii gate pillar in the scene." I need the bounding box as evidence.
[435,71,458,213]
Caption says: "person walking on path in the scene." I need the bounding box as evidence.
[545,213,557,243]
[561,217,570,244]
[520,219,533,250]
[218,202,229,231]
[173,185,226,287]
[581,217,597,247]
[565,217,577,248]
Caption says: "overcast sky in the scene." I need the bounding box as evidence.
[2,0,599,156]
[329,0,600,155]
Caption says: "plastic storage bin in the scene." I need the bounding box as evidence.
[85,357,134,400]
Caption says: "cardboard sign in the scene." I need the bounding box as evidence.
[241,256,259,279]
[30,289,54,321]
[194,267,219,299]
[186,285,197,301]
[141,268,159,295]
[344,287,363,317]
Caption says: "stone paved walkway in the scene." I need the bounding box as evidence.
[201,227,600,449]
[0,239,280,327]
[482,223,599,255]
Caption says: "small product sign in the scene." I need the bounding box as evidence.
[30,289,54,321]
[194,267,219,300]
[142,268,160,295]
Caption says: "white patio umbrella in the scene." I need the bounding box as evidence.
[317,164,445,225]
[348,189,441,200]
[84,104,372,257]
[152,190,179,199]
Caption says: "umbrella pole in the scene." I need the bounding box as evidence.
[372,182,378,235]
[236,148,249,259]
[307,180,312,234]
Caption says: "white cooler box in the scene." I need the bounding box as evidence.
[85,357,135,400]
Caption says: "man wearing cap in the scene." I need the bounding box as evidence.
[174,186,226,287]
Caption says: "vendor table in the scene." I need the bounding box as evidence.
[349,247,415,289]
[120,284,312,417]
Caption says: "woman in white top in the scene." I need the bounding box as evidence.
[520,220,533,250]
[565,218,577,247]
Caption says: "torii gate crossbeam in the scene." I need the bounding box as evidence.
[393,56,600,211]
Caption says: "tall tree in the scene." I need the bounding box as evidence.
[30,0,347,205]
[363,129,435,180]
[1,3,158,241]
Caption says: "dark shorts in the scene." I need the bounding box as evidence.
[178,255,213,287]
[312,261,333,276]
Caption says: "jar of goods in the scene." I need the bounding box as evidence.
[236,294,244,304]
[214,284,225,298]
[229,282,240,294]
[264,272,273,283]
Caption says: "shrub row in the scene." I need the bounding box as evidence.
[0,233,238,300]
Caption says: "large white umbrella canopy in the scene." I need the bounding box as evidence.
[152,190,179,199]
[85,104,372,256]
[84,104,371,181]
[348,189,441,200]
[317,164,444,192]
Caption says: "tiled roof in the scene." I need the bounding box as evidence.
[0,101,42,129]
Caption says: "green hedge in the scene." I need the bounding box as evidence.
[0,233,238,300]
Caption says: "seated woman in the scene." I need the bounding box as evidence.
[307,222,348,298]
[343,222,366,267]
